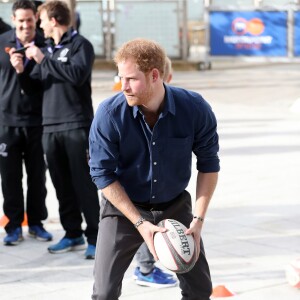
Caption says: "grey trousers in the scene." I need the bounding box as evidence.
[135,242,155,274]
[92,191,212,300]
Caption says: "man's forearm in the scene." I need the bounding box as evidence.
[101,181,142,225]
[194,172,218,220]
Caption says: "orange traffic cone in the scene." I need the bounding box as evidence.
[0,215,9,227]
[113,81,122,91]
[0,213,28,227]
[112,75,122,91]
[211,285,235,298]
[22,213,28,226]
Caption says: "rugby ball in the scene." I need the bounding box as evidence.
[154,219,196,274]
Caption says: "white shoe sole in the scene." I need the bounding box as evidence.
[28,232,52,242]
[4,236,24,246]
[48,244,86,254]
[135,280,177,288]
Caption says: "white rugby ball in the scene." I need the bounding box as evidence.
[154,219,196,274]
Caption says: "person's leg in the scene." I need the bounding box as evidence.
[134,241,177,287]
[92,197,143,300]
[42,132,83,238]
[154,191,212,300]
[0,126,24,232]
[135,242,155,274]
[23,126,48,226]
[64,128,100,246]
[177,239,212,300]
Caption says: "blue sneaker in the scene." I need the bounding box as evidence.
[85,244,96,259]
[48,236,85,254]
[28,225,53,241]
[133,266,174,280]
[152,267,175,279]
[133,267,140,279]
[4,227,24,246]
[135,266,177,288]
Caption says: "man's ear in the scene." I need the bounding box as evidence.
[11,15,16,26]
[152,69,160,81]
[50,17,57,27]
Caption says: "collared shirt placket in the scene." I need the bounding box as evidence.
[138,111,162,203]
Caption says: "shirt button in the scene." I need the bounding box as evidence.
[153,162,157,165]
[154,179,157,183]
[152,142,156,145]
[152,195,155,199]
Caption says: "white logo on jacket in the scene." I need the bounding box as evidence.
[0,143,8,157]
[57,48,69,62]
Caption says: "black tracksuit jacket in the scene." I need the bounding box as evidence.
[20,28,95,132]
[0,29,45,126]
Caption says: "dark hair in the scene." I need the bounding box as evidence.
[0,18,12,34]
[38,1,70,27]
[12,0,37,16]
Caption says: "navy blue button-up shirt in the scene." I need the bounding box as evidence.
[89,84,220,204]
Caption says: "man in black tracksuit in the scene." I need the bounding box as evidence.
[14,1,100,259]
[0,0,52,245]
[0,18,12,34]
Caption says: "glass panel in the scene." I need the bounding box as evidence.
[0,2,14,26]
[261,0,297,6]
[188,0,204,21]
[77,2,104,56]
[211,0,254,7]
[114,1,180,58]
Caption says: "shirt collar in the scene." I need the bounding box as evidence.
[8,29,16,43]
[132,84,176,119]
[46,28,77,52]
[59,28,78,44]
[10,29,39,45]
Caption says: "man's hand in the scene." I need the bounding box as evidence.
[9,48,24,74]
[185,218,203,261]
[137,220,167,261]
[25,44,45,64]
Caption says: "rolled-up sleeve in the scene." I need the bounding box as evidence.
[89,103,119,189]
[193,100,220,173]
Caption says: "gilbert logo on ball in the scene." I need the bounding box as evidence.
[154,219,196,273]
[285,258,300,288]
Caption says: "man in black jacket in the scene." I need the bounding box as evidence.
[0,18,12,34]
[0,0,52,245]
[13,0,100,259]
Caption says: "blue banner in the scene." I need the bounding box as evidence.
[294,12,300,56]
[209,11,288,56]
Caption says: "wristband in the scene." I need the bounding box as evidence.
[134,217,145,228]
[193,216,204,223]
